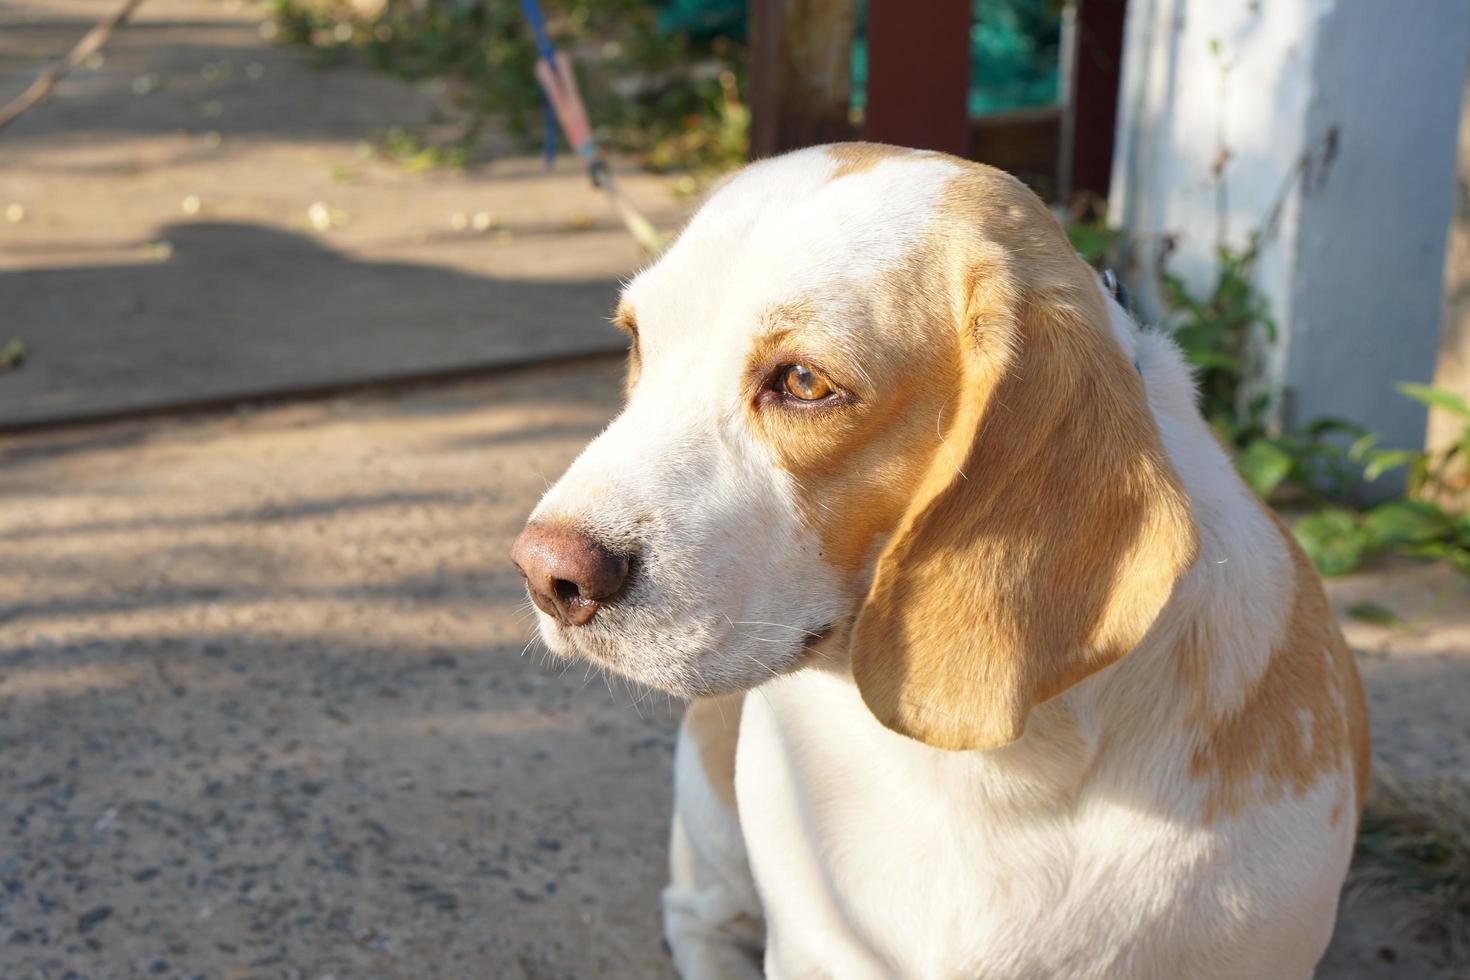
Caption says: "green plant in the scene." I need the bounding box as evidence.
[1136,233,1470,577]
[270,0,748,174]
[1064,216,1117,269]
[376,124,471,171]
[1293,385,1470,575]
[1161,243,1274,435]
[1156,243,1369,502]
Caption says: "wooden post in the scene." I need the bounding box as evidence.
[1070,0,1129,198]
[862,0,970,156]
[748,0,857,158]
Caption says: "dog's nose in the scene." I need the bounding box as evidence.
[510,522,629,627]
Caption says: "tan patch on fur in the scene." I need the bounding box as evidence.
[754,148,1199,750]
[612,300,641,396]
[827,142,915,180]
[684,694,743,813]
[1187,515,1370,823]
[624,346,641,398]
[746,292,961,576]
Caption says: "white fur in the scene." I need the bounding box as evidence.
[524,147,1359,979]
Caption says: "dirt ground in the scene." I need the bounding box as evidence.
[0,0,680,427]
[0,361,1465,980]
[0,361,684,979]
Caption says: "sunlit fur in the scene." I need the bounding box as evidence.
[523,144,1369,979]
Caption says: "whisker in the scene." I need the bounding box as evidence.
[802,646,838,665]
[624,677,647,719]
[741,652,781,679]
[752,680,779,714]
[631,682,656,710]
[731,618,826,638]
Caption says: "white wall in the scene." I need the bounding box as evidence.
[1111,0,1470,455]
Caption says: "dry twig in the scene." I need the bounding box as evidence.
[0,0,150,134]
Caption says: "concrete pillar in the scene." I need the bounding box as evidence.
[1110,0,1470,455]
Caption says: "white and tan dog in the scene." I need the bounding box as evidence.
[511,144,1369,979]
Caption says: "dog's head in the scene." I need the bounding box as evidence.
[512,144,1197,750]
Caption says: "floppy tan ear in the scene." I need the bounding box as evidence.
[850,247,1198,751]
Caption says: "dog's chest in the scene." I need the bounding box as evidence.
[733,671,1219,979]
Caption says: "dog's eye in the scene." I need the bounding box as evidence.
[778,364,834,401]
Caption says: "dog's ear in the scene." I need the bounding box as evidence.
[850,241,1198,751]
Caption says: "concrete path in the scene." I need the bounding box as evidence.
[0,360,680,979]
[0,0,681,428]
[0,361,1467,978]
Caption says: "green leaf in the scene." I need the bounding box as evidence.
[1396,382,1470,417]
[1209,414,1242,447]
[1306,417,1368,440]
[1212,306,1258,335]
[1065,222,1115,267]
[1347,432,1380,461]
[1363,499,1452,546]
[1407,455,1433,497]
[1454,434,1470,468]
[0,338,24,370]
[1402,540,1451,557]
[1234,440,1294,499]
[1346,601,1401,627]
[1362,449,1421,482]
[1256,311,1279,343]
[1183,348,1240,372]
[1293,508,1368,576]
[1244,393,1272,426]
[1450,511,1470,540]
[1159,274,1203,317]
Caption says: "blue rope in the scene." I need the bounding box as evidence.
[520,0,610,184]
[519,0,556,60]
[520,0,559,166]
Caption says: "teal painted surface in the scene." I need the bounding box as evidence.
[659,0,1061,118]
[658,0,744,39]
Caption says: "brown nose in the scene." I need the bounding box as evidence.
[510,522,630,627]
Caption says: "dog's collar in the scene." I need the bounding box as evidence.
[1101,269,1143,377]
[1102,268,1131,313]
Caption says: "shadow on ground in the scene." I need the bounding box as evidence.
[0,221,623,428]
[0,624,681,979]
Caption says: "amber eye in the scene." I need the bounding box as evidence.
[778,364,835,401]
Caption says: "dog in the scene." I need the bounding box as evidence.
[510,143,1370,979]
